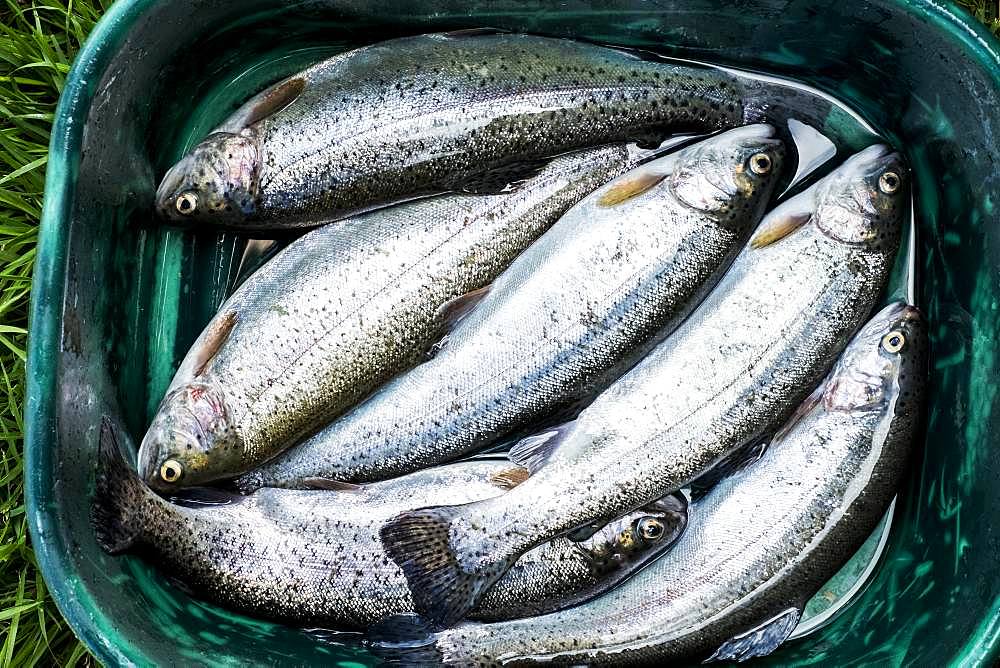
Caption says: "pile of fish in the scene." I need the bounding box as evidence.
[91,31,926,665]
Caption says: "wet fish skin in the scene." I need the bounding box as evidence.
[139,143,658,492]
[235,125,785,492]
[475,492,687,622]
[95,434,686,629]
[155,32,750,230]
[380,145,907,626]
[372,302,926,665]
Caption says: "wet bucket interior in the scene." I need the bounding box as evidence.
[27,0,1000,665]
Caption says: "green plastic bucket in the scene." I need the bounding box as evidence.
[27,1,1000,665]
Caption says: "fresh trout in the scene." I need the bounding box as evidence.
[138,143,661,491]
[374,302,926,665]
[380,144,908,625]
[235,124,785,492]
[154,31,756,230]
[94,425,686,629]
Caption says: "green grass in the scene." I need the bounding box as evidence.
[0,1,108,665]
[959,0,1000,35]
[0,1,996,666]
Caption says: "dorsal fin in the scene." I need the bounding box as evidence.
[193,310,238,377]
[507,421,575,473]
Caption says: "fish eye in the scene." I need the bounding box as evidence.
[881,330,906,353]
[160,459,183,483]
[879,171,901,195]
[175,192,199,215]
[749,152,772,176]
[637,517,665,541]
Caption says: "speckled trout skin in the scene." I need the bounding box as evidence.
[234,125,784,492]
[374,303,926,665]
[380,145,908,626]
[154,32,751,230]
[138,143,660,492]
[93,438,686,630]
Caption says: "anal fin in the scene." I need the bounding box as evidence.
[705,608,802,663]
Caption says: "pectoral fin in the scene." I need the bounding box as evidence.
[705,608,802,663]
[598,172,667,207]
[750,212,812,248]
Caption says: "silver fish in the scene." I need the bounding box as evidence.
[373,302,926,665]
[235,124,785,492]
[94,425,686,629]
[380,144,907,626]
[154,32,753,230]
[138,143,660,491]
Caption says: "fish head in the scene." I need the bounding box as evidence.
[155,131,261,225]
[670,123,785,230]
[822,301,927,413]
[137,380,243,491]
[813,144,908,250]
[575,493,688,577]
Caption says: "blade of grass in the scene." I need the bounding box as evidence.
[0,1,108,665]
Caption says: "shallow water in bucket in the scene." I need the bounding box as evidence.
[29,2,1000,666]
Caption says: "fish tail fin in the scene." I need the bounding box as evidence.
[91,416,148,554]
[380,503,513,627]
